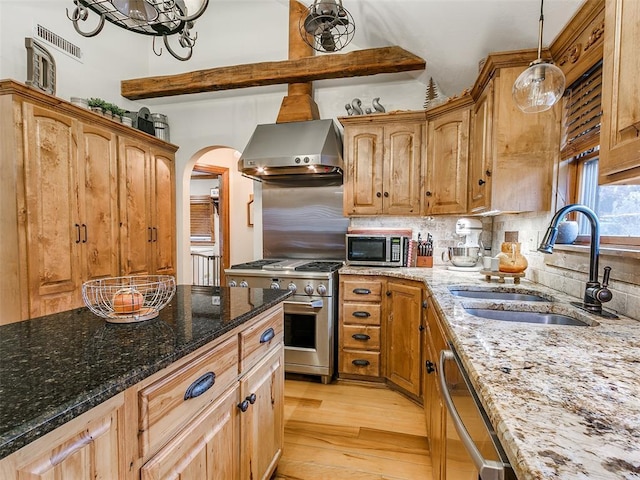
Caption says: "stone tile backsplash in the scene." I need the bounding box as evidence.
[350,213,640,321]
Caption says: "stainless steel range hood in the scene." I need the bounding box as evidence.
[238,119,343,180]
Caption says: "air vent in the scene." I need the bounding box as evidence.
[34,24,83,62]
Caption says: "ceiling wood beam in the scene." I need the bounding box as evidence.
[120,46,425,100]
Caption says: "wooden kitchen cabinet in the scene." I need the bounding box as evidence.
[339,275,385,380]
[599,0,640,184]
[423,295,449,480]
[385,278,424,398]
[0,393,128,480]
[468,56,561,213]
[340,112,425,216]
[118,138,176,276]
[423,100,472,215]
[239,344,285,480]
[0,80,177,324]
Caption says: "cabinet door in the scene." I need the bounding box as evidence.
[239,345,284,480]
[119,137,153,276]
[22,102,81,316]
[4,394,126,480]
[600,0,640,183]
[469,83,494,213]
[383,123,422,215]
[386,281,422,396]
[150,149,176,275]
[77,123,120,282]
[140,384,240,480]
[343,125,384,215]
[424,108,470,215]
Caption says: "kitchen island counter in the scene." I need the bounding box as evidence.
[0,285,291,459]
[341,266,640,480]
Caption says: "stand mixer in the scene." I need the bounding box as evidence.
[443,218,483,271]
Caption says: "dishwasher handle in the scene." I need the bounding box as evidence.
[438,350,505,480]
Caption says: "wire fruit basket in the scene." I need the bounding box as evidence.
[82,275,176,323]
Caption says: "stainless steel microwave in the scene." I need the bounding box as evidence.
[345,234,409,267]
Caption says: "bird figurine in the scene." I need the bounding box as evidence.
[345,103,353,115]
[372,97,385,113]
[351,98,363,115]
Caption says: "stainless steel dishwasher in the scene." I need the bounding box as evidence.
[438,345,517,480]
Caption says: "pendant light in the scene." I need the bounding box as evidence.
[512,0,566,113]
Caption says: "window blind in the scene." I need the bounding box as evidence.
[190,195,214,241]
[561,60,603,159]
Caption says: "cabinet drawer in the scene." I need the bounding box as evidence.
[342,325,381,350]
[342,279,384,302]
[239,307,283,373]
[342,303,382,325]
[138,335,238,459]
[340,350,381,377]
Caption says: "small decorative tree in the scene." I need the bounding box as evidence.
[424,77,446,110]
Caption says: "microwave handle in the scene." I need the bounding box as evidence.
[439,350,505,480]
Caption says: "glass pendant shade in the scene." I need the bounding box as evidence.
[112,0,158,24]
[513,60,566,113]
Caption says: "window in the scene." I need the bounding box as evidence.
[190,195,215,244]
[562,62,640,246]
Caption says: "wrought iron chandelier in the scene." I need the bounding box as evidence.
[512,0,566,113]
[67,0,209,61]
[299,0,355,53]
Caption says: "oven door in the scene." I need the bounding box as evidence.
[438,348,516,480]
[283,296,332,380]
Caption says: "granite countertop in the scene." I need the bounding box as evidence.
[341,266,640,480]
[0,285,292,459]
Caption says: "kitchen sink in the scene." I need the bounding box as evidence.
[463,307,595,326]
[448,288,550,302]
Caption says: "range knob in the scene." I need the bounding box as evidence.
[270,282,280,290]
[228,280,237,287]
[304,284,315,295]
[287,282,297,293]
[239,281,249,288]
[317,284,327,295]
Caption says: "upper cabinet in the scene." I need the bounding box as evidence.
[340,112,425,216]
[0,80,178,324]
[423,98,472,215]
[599,0,640,184]
[468,55,562,213]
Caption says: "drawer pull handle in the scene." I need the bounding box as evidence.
[184,372,216,400]
[352,311,371,318]
[237,400,250,412]
[352,333,371,341]
[353,288,371,295]
[260,327,275,343]
[352,359,370,367]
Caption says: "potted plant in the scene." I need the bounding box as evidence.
[87,97,106,115]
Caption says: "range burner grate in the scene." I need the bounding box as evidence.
[229,259,281,270]
[295,261,344,273]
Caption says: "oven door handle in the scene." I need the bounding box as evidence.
[439,350,505,480]
[284,300,324,309]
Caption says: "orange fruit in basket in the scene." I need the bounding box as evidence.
[112,288,144,314]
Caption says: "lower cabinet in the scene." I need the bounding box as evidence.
[0,305,285,480]
[423,295,449,480]
[140,385,240,480]
[0,393,127,480]
[385,279,424,398]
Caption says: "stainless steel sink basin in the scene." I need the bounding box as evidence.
[463,307,593,326]
[449,288,549,302]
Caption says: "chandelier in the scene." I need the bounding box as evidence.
[67,0,209,61]
[300,0,355,53]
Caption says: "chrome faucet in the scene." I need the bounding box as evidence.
[538,204,618,318]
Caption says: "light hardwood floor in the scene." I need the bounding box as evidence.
[273,378,432,480]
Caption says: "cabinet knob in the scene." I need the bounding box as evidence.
[237,400,250,412]
[425,191,432,197]
[246,393,257,405]
[419,324,425,332]
[478,179,486,186]
[485,170,492,177]
[376,192,382,198]
[386,291,391,296]
[383,192,389,198]
[425,360,435,374]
